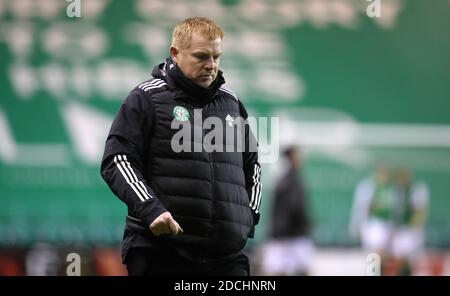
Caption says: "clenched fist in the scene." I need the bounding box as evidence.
[149,212,184,236]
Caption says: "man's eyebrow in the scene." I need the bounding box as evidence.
[192,51,222,57]
[192,50,222,56]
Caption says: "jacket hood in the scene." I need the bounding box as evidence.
[151,58,225,104]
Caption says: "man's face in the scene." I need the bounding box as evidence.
[171,32,222,88]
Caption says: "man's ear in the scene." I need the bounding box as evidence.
[170,46,179,63]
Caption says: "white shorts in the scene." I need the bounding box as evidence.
[261,236,315,275]
[391,227,424,260]
[361,219,424,260]
[361,218,392,253]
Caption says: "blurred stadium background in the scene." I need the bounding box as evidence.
[0,0,449,275]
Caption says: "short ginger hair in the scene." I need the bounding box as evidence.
[171,17,224,50]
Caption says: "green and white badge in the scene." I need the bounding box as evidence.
[173,106,190,122]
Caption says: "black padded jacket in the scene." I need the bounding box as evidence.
[100,59,261,263]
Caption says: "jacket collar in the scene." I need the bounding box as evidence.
[151,58,225,105]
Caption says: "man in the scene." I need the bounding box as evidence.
[100,17,261,276]
[261,146,314,275]
[349,163,394,257]
[349,164,429,275]
[390,168,428,275]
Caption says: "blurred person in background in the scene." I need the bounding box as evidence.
[100,17,261,276]
[261,146,314,276]
[389,168,429,275]
[349,163,394,274]
[349,165,429,275]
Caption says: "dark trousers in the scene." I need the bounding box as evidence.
[126,247,250,276]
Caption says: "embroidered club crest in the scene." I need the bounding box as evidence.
[173,106,190,122]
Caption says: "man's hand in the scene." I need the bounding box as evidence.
[149,212,184,236]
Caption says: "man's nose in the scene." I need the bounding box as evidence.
[204,57,215,70]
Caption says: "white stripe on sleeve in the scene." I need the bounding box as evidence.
[250,164,261,212]
[114,155,151,202]
[255,166,262,213]
[122,155,153,199]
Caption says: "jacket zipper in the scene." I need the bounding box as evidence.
[202,107,216,234]
[209,152,216,231]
